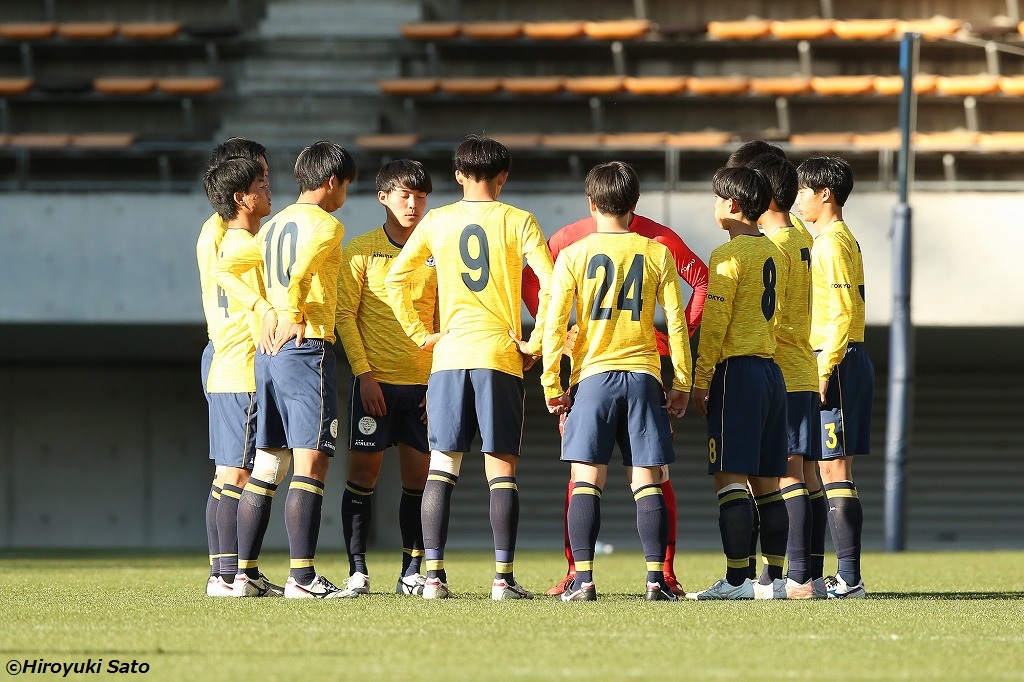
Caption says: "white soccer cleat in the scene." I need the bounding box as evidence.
[784,577,818,600]
[344,571,371,595]
[284,574,359,599]
[422,577,454,600]
[685,577,755,600]
[491,579,535,600]
[396,574,427,596]
[826,574,866,599]
[206,576,234,597]
[754,578,788,600]
[233,572,284,598]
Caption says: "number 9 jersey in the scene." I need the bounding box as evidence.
[385,199,554,378]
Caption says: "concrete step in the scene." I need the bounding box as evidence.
[260,0,421,38]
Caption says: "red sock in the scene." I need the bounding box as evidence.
[662,479,678,575]
[563,478,574,571]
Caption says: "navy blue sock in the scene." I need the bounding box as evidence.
[634,484,667,585]
[286,476,324,585]
[747,494,759,580]
[825,481,863,585]
[567,482,601,585]
[399,487,424,577]
[342,481,373,575]
[754,490,789,583]
[422,470,456,583]
[782,483,811,584]
[489,476,519,582]
[717,486,753,586]
[216,483,243,582]
[236,477,277,579]
[808,487,828,580]
[206,482,221,578]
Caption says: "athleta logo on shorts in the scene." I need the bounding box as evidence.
[330,419,339,438]
[425,256,435,267]
[358,417,377,435]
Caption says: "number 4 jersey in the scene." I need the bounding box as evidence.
[540,231,693,399]
[385,199,554,378]
[693,234,790,391]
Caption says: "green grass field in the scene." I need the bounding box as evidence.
[1,550,1021,681]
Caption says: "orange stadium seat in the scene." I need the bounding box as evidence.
[461,22,523,40]
[439,77,501,94]
[71,133,136,148]
[832,19,897,40]
[665,131,734,148]
[489,133,543,148]
[93,77,157,95]
[563,76,625,95]
[399,22,461,40]
[769,19,834,40]
[935,75,1000,96]
[897,17,962,40]
[540,133,604,148]
[0,23,56,39]
[706,20,771,40]
[851,131,901,148]
[750,76,812,96]
[378,78,439,95]
[980,131,1024,150]
[810,76,876,96]
[788,132,855,149]
[155,77,223,95]
[998,76,1024,95]
[914,130,980,149]
[8,133,72,147]
[0,134,8,146]
[354,133,420,149]
[873,74,938,95]
[583,20,651,40]
[118,22,182,40]
[57,22,120,40]
[522,22,585,40]
[500,77,564,94]
[686,76,750,96]
[601,132,668,148]
[623,76,687,95]
[0,77,33,95]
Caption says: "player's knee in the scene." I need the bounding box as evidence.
[252,448,291,485]
[213,466,227,487]
[430,450,463,476]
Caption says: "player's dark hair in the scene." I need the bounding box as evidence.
[726,140,786,168]
[584,161,640,217]
[294,140,356,192]
[203,157,263,221]
[796,155,855,206]
[746,152,798,212]
[376,158,432,194]
[712,166,772,221]
[454,135,511,181]
[207,137,267,168]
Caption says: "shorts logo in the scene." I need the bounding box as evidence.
[425,256,435,267]
[330,419,339,438]
[358,417,377,435]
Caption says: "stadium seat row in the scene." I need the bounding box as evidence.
[399,17,1018,42]
[377,74,1024,97]
[0,21,240,41]
[0,76,224,96]
[0,133,135,148]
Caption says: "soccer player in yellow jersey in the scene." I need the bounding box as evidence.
[541,162,691,602]
[196,137,269,597]
[796,156,874,599]
[686,167,790,600]
[335,160,436,596]
[216,141,358,599]
[385,136,554,600]
[746,152,826,600]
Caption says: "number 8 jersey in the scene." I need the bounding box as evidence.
[693,235,790,390]
[385,199,554,378]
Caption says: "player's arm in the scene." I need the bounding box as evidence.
[520,216,555,356]
[540,256,574,413]
[334,244,386,416]
[384,224,436,349]
[662,229,709,337]
[815,238,855,383]
[657,249,693,402]
[691,251,738,417]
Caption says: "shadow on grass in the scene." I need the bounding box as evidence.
[870,592,1024,600]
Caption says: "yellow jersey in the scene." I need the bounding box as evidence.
[810,220,866,381]
[694,234,789,390]
[197,213,228,341]
[385,200,553,378]
[764,223,817,392]
[259,203,344,342]
[336,226,437,385]
[541,232,692,400]
[207,228,265,393]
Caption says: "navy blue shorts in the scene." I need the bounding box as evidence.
[706,356,788,477]
[201,341,214,460]
[787,390,823,459]
[561,371,674,468]
[426,369,524,455]
[256,338,338,455]
[208,392,257,469]
[820,343,874,458]
[348,379,428,453]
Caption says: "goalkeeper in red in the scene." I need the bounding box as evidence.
[542,161,692,602]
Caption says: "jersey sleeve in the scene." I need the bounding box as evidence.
[663,233,709,337]
[213,232,273,321]
[384,221,433,348]
[657,247,693,392]
[521,216,555,356]
[540,254,575,399]
[816,238,855,380]
[693,250,738,390]
[335,243,371,377]
[283,217,343,324]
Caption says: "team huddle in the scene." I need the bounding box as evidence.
[198,134,873,602]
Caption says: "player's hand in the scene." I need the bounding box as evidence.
[419,394,428,425]
[691,387,709,419]
[509,330,541,371]
[664,389,689,419]
[358,372,386,417]
[546,391,571,415]
[562,324,579,358]
[420,330,447,351]
[819,379,829,406]
[272,320,305,355]
[259,309,278,355]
